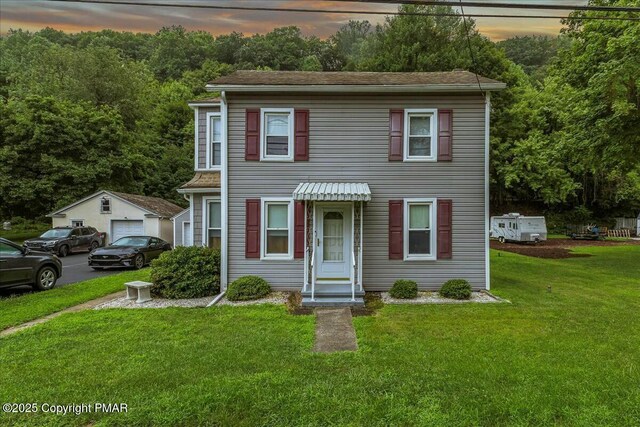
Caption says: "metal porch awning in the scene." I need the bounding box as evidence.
[293,183,371,202]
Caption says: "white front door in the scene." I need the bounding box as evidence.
[182,222,192,246]
[317,204,352,280]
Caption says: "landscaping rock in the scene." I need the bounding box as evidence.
[381,291,503,304]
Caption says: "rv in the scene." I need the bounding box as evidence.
[490,213,547,243]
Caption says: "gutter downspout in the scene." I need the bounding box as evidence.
[484,91,491,290]
[206,291,226,307]
[220,91,228,291]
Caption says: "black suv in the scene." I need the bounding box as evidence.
[24,226,103,257]
[0,238,62,290]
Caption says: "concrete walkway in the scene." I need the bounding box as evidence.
[0,291,125,338]
[312,307,358,353]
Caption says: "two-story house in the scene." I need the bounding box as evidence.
[175,70,506,305]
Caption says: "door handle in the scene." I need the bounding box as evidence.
[317,238,320,247]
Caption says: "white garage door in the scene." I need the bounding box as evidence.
[111,220,144,243]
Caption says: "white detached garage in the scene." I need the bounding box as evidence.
[48,190,184,244]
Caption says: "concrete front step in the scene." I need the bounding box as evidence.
[302,296,365,307]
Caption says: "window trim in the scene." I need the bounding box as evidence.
[70,219,84,227]
[403,108,438,162]
[260,108,294,162]
[201,196,221,248]
[403,198,437,261]
[100,198,112,213]
[206,112,223,170]
[260,197,294,260]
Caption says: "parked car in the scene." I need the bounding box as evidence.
[0,238,62,291]
[24,226,103,257]
[88,236,171,270]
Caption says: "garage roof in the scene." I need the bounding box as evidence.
[110,192,184,218]
[48,190,184,219]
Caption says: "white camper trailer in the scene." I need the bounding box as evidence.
[490,213,547,243]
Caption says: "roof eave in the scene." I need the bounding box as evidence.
[177,188,221,194]
[205,83,506,93]
[188,102,221,109]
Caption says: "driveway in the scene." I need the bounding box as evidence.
[0,253,129,298]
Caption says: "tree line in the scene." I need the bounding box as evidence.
[1,2,638,223]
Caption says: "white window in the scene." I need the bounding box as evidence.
[404,199,437,260]
[208,114,222,168]
[204,198,221,249]
[261,108,293,161]
[100,197,111,213]
[404,109,437,161]
[71,219,84,227]
[261,198,293,259]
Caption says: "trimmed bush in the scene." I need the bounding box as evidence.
[226,275,271,301]
[439,279,472,300]
[389,279,418,299]
[150,246,220,299]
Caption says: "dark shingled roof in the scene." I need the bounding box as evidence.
[179,172,221,191]
[110,191,184,218]
[188,97,221,104]
[209,70,504,87]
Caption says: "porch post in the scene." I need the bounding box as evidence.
[359,201,363,292]
[303,200,308,292]
[310,201,316,301]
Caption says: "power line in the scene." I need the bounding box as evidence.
[334,0,640,13]
[44,0,640,22]
[457,0,483,93]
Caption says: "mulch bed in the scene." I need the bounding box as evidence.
[491,238,640,259]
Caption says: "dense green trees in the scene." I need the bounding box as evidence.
[1,0,638,221]
[497,35,570,80]
[0,96,143,218]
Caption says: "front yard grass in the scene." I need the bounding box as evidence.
[0,269,150,330]
[0,247,639,426]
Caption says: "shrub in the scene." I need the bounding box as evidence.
[439,279,472,300]
[226,275,270,301]
[389,279,418,299]
[150,246,220,299]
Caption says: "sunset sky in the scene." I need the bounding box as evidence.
[0,0,589,41]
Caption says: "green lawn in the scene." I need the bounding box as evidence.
[0,269,150,330]
[1,247,639,426]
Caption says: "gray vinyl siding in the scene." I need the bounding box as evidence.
[172,209,190,246]
[197,106,221,170]
[193,194,203,245]
[227,93,488,291]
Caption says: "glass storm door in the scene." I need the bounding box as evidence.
[317,205,352,280]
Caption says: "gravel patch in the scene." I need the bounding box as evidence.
[216,291,289,306]
[381,291,504,304]
[94,295,216,309]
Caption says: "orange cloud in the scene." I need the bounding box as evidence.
[0,0,569,40]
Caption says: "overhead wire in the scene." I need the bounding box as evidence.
[44,0,640,22]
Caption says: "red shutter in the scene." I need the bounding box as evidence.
[245,199,261,258]
[294,201,305,258]
[389,200,404,259]
[245,109,260,161]
[438,110,453,161]
[389,109,404,161]
[294,109,309,161]
[437,199,453,259]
